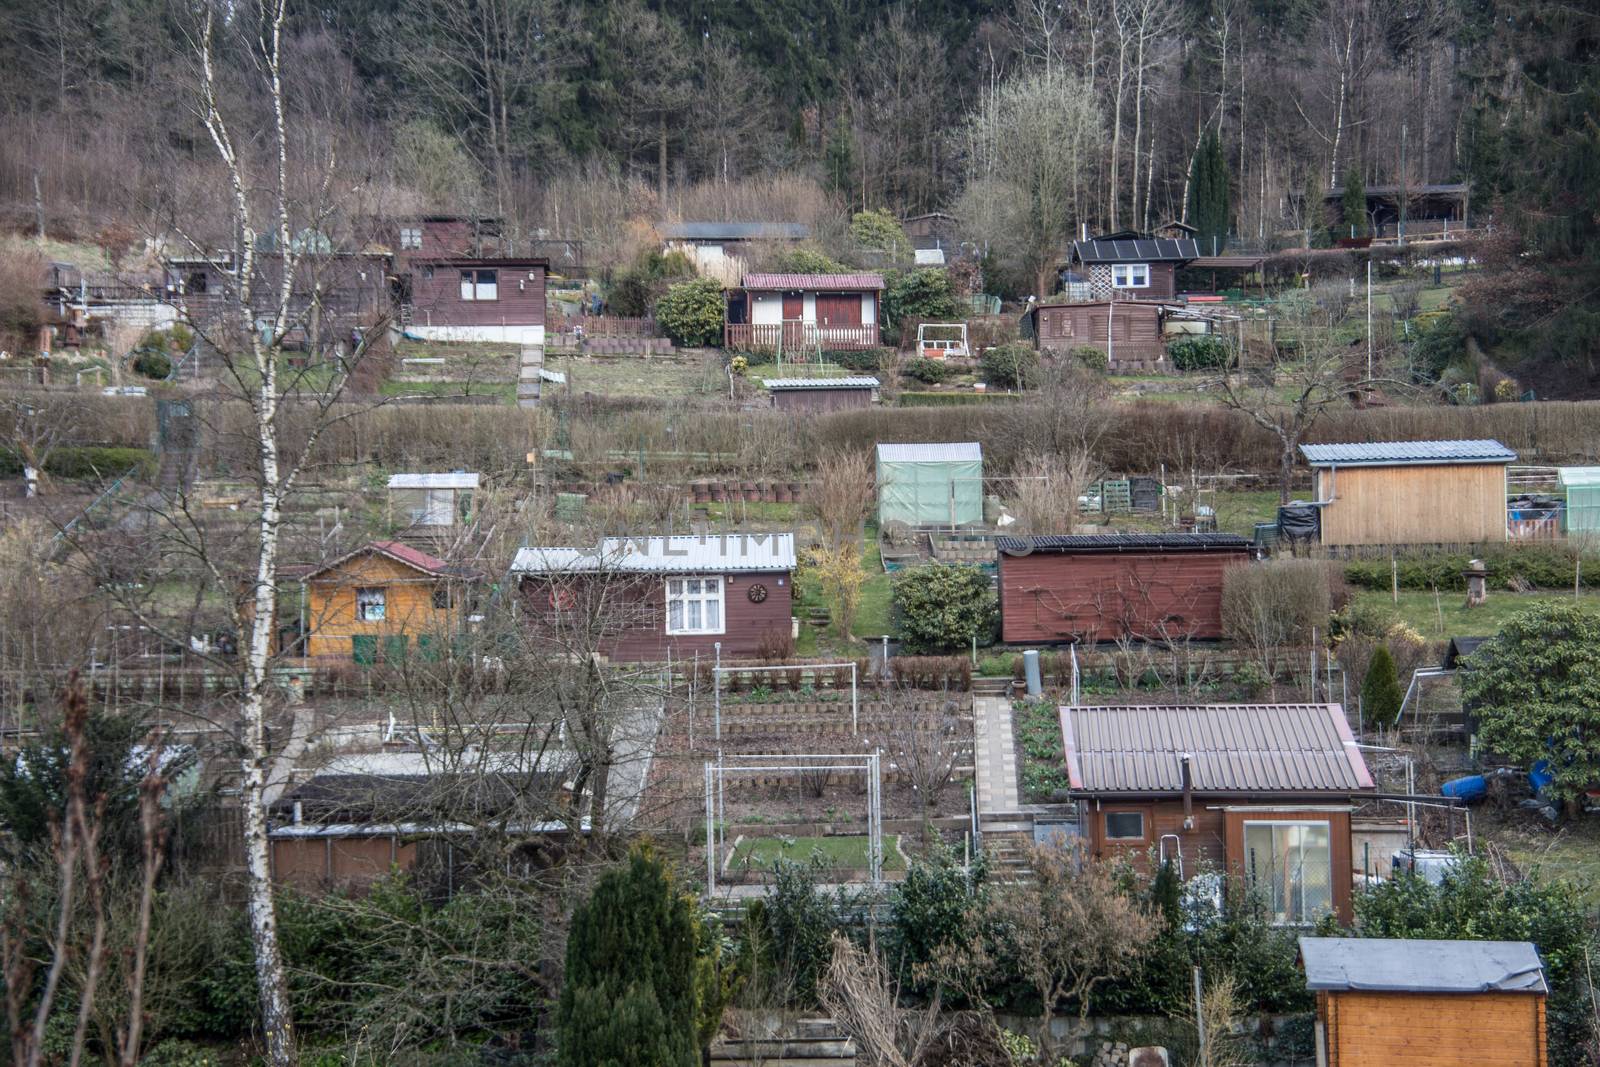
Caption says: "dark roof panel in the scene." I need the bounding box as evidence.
[1299,937,1548,994]
[998,533,1250,556]
[1071,238,1199,263]
[1061,703,1375,794]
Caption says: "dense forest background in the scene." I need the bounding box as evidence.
[0,0,1594,373]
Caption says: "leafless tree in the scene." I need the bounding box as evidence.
[874,693,966,827]
[1009,448,1098,535]
[809,448,875,550]
[817,933,948,1067]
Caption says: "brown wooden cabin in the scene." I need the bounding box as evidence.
[403,256,547,345]
[1300,936,1547,1066]
[511,533,796,661]
[165,248,391,347]
[1061,703,1375,924]
[762,376,878,412]
[392,214,504,263]
[301,541,482,662]
[1065,233,1199,300]
[1023,299,1167,367]
[996,533,1251,644]
[270,755,571,893]
[1300,439,1516,547]
[724,273,883,351]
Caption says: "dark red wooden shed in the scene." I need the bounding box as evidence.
[996,533,1251,644]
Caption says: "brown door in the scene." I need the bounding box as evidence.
[781,293,804,321]
[816,293,862,327]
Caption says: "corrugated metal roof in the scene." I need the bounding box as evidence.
[1071,238,1199,263]
[876,442,982,463]
[1299,938,1548,995]
[741,272,885,291]
[1060,704,1374,794]
[998,533,1250,556]
[762,377,879,390]
[1299,440,1516,467]
[1558,466,1600,487]
[387,472,480,490]
[662,221,810,241]
[511,533,796,575]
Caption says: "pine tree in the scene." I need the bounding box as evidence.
[557,847,702,1067]
[1340,167,1368,240]
[1185,128,1230,252]
[1360,645,1404,728]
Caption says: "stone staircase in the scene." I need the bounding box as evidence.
[981,822,1038,884]
[711,1016,856,1067]
[517,344,545,408]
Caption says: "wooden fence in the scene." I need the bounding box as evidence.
[548,314,659,338]
[724,322,880,351]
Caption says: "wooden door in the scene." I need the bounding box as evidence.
[781,293,804,321]
[816,293,862,327]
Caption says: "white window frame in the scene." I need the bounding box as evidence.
[399,226,422,250]
[1111,263,1151,289]
[665,575,725,636]
[355,587,387,622]
[1243,819,1334,926]
[459,268,498,301]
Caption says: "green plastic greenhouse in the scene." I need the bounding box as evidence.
[875,442,984,527]
[1559,467,1600,535]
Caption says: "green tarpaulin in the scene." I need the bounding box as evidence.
[876,442,984,526]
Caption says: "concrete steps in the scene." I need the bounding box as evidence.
[983,826,1038,884]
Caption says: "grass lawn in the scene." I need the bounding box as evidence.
[854,535,893,638]
[1211,488,1283,537]
[729,834,905,872]
[1486,817,1600,905]
[742,362,853,381]
[549,355,723,398]
[1353,588,1583,640]
[699,500,801,523]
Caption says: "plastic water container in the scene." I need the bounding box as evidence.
[1441,774,1488,802]
[1530,760,1555,795]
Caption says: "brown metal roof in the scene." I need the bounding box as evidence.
[1060,703,1374,795]
[740,272,884,291]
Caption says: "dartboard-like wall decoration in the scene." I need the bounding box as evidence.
[747,583,769,604]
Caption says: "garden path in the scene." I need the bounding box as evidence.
[973,695,1021,816]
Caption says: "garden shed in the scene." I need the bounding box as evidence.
[1300,440,1516,547]
[762,376,878,412]
[996,533,1250,643]
[875,442,983,527]
[1299,936,1547,1066]
[1558,467,1600,536]
[387,472,478,530]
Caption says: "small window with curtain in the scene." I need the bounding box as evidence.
[1111,263,1150,288]
[355,587,386,622]
[665,576,724,635]
[459,269,498,301]
[399,227,422,250]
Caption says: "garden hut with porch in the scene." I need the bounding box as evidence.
[724,273,884,353]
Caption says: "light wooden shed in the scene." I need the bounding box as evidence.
[1300,936,1547,1066]
[387,472,478,531]
[1300,440,1516,547]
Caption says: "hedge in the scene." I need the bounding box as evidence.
[1344,546,1600,592]
[897,391,1021,407]
[0,446,157,481]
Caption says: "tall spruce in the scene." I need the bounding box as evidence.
[1185,128,1230,252]
[1360,645,1403,728]
[557,848,701,1067]
[1340,166,1368,239]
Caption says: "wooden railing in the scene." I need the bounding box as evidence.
[724,322,880,351]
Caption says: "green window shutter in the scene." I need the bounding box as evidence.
[417,634,439,661]
[351,635,378,665]
[383,635,409,663]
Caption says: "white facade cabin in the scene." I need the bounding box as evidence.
[724,273,883,351]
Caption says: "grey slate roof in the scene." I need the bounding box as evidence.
[1071,238,1199,263]
[998,533,1249,555]
[762,377,879,390]
[1298,937,1548,995]
[511,533,796,575]
[387,472,479,490]
[662,221,811,241]
[1060,704,1375,795]
[1299,439,1517,467]
[875,442,982,463]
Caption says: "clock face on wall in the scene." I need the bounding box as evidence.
[747,583,768,604]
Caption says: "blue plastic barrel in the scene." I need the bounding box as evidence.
[1530,760,1554,795]
[1441,775,1487,802]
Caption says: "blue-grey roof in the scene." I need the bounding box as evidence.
[1299,938,1548,995]
[661,221,810,241]
[998,533,1250,555]
[1299,440,1517,467]
[876,442,982,463]
[762,377,879,390]
[511,533,796,575]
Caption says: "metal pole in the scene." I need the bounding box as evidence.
[850,662,858,735]
[1194,965,1208,1067]
[704,763,716,892]
[1366,259,1373,380]
[713,641,722,742]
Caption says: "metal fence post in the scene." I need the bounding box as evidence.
[850,662,858,735]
